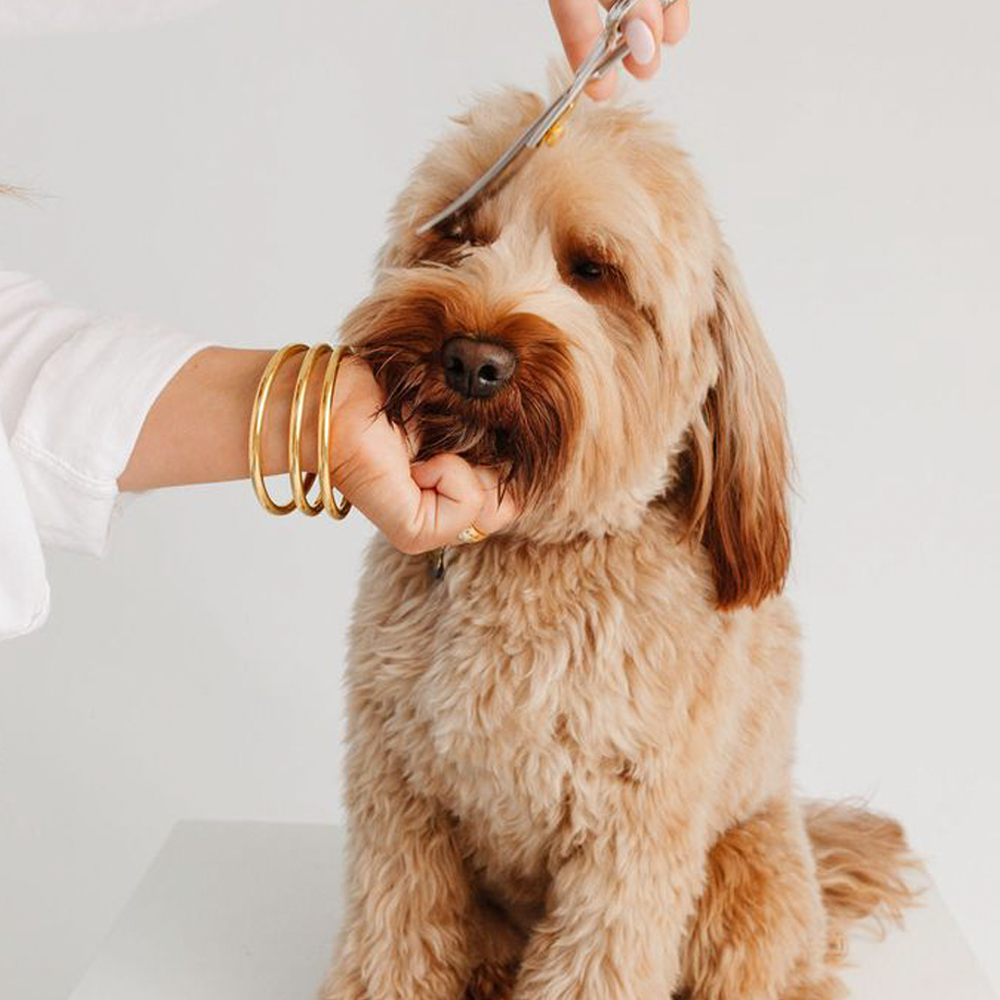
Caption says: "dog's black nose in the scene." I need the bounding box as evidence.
[442,337,516,399]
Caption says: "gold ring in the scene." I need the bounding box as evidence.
[457,523,489,545]
[250,343,309,516]
[290,344,332,516]
[318,345,354,521]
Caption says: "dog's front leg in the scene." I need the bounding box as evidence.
[512,806,706,1000]
[320,718,471,1000]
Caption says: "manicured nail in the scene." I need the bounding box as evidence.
[624,18,657,66]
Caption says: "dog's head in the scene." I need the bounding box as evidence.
[343,89,790,610]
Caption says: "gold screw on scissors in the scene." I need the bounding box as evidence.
[543,102,576,147]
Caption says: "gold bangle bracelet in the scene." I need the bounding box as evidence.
[289,343,332,517]
[249,343,309,516]
[318,345,354,521]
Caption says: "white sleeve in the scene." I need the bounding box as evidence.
[0,419,49,640]
[0,264,210,638]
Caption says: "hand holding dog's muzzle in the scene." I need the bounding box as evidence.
[259,352,516,555]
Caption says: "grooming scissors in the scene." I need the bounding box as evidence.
[416,0,680,235]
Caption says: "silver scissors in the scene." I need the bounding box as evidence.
[416,0,679,235]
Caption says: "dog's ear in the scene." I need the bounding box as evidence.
[680,248,792,610]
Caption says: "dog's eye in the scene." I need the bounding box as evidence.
[439,215,493,248]
[416,228,476,268]
[570,257,610,283]
[564,251,633,304]
[415,218,492,267]
[441,221,467,243]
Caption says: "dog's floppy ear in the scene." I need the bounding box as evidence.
[681,248,792,610]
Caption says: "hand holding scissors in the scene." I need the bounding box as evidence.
[551,0,690,100]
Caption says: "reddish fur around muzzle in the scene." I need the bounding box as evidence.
[341,271,582,508]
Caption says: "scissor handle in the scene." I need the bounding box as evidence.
[594,0,682,81]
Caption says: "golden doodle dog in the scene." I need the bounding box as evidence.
[321,86,920,1000]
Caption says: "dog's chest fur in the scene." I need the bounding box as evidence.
[346,516,777,910]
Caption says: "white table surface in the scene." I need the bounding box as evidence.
[67,821,998,1000]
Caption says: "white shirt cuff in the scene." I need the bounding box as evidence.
[10,316,210,556]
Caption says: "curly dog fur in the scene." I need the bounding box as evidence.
[320,85,920,1000]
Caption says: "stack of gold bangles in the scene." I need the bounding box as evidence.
[249,343,353,520]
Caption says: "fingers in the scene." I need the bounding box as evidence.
[663,0,690,44]
[620,0,664,81]
[467,468,519,537]
[326,358,518,554]
[391,455,517,554]
[549,0,617,101]
[552,0,691,101]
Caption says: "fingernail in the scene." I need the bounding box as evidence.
[624,19,657,67]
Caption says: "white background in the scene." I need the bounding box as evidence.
[1,1,998,997]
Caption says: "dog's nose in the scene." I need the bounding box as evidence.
[442,337,516,399]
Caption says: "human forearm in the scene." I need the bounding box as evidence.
[118,347,302,491]
[118,345,518,553]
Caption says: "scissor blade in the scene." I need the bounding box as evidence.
[415,0,679,235]
[415,122,537,236]
[415,73,591,237]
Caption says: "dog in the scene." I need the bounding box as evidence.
[320,85,920,1000]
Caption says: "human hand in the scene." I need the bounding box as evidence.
[330,356,517,555]
[548,0,690,101]
[119,346,515,553]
